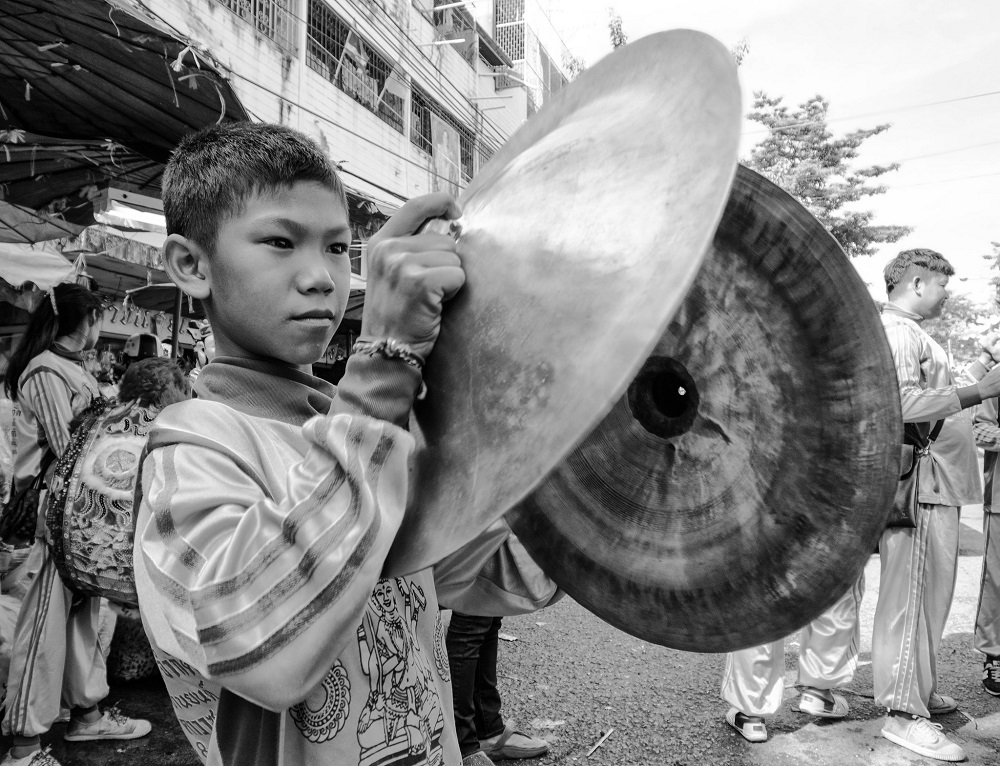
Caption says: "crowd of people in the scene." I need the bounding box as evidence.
[0,121,995,766]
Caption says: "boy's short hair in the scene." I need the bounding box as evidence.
[884,248,955,295]
[163,122,348,252]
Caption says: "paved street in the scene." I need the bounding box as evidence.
[6,504,999,766]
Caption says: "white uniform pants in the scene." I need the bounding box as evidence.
[721,574,865,716]
[1,541,111,737]
[975,511,1000,657]
[872,503,959,717]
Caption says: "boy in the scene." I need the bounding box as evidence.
[134,122,558,766]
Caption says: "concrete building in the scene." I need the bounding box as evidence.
[137,0,573,237]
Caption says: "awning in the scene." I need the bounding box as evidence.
[0,241,74,292]
[0,199,84,244]
[0,0,249,164]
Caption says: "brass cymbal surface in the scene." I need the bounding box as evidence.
[506,166,902,651]
[384,30,742,575]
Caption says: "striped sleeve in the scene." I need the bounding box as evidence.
[882,321,961,423]
[20,368,75,457]
[135,410,414,711]
[974,397,1000,451]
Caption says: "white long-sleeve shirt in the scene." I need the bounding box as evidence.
[881,304,981,506]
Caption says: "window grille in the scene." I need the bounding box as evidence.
[213,0,297,53]
[306,0,405,133]
[494,0,524,60]
[410,83,474,180]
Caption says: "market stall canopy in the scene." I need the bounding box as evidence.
[0,0,249,163]
[0,199,84,243]
[0,134,163,225]
[0,240,171,305]
[0,240,73,290]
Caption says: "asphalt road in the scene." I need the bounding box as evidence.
[6,505,999,766]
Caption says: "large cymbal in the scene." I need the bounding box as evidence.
[383,31,742,575]
[506,165,902,652]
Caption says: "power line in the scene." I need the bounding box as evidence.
[892,170,1000,189]
[742,89,1000,136]
[131,0,513,152]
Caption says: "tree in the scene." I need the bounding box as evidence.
[608,7,627,49]
[730,37,749,67]
[561,50,586,80]
[983,240,1000,307]
[922,292,993,366]
[744,92,912,258]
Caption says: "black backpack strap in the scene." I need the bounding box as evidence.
[928,420,945,442]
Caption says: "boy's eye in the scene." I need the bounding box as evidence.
[328,242,350,255]
[264,237,293,249]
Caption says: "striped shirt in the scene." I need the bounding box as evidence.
[135,356,558,766]
[11,350,99,494]
[881,304,981,506]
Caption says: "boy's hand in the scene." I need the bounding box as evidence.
[361,193,465,360]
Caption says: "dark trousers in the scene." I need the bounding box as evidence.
[446,612,505,757]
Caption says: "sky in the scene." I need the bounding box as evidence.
[536,0,1000,305]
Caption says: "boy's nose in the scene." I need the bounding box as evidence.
[298,252,337,294]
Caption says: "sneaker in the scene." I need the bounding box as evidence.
[725,707,767,743]
[798,687,849,718]
[984,656,1000,696]
[479,725,549,760]
[881,713,965,762]
[927,693,959,716]
[462,752,494,766]
[0,748,61,766]
[63,707,152,742]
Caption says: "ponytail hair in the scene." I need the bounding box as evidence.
[4,283,104,401]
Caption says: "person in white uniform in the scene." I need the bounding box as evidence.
[875,248,1000,762]
[721,578,864,742]
[971,395,1000,695]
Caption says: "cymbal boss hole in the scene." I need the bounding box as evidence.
[627,356,700,439]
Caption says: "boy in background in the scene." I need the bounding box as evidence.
[134,122,558,766]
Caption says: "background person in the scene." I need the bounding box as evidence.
[0,283,151,766]
[972,395,1000,696]
[874,248,1000,763]
[721,578,864,742]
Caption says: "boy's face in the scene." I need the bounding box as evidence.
[204,181,352,370]
[914,269,950,320]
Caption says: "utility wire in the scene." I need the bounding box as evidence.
[742,89,1000,136]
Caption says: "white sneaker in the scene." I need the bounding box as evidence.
[725,707,767,742]
[63,706,151,742]
[0,747,61,766]
[881,713,965,762]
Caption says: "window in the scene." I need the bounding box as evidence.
[410,83,474,181]
[307,0,406,133]
[213,0,297,53]
[494,0,525,60]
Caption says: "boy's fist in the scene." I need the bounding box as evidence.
[361,193,465,361]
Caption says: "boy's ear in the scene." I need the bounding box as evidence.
[163,234,211,300]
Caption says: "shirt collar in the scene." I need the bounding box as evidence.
[194,356,336,426]
[882,303,923,323]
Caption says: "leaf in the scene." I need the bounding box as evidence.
[0,129,26,144]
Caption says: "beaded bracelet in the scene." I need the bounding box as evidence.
[352,337,425,370]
